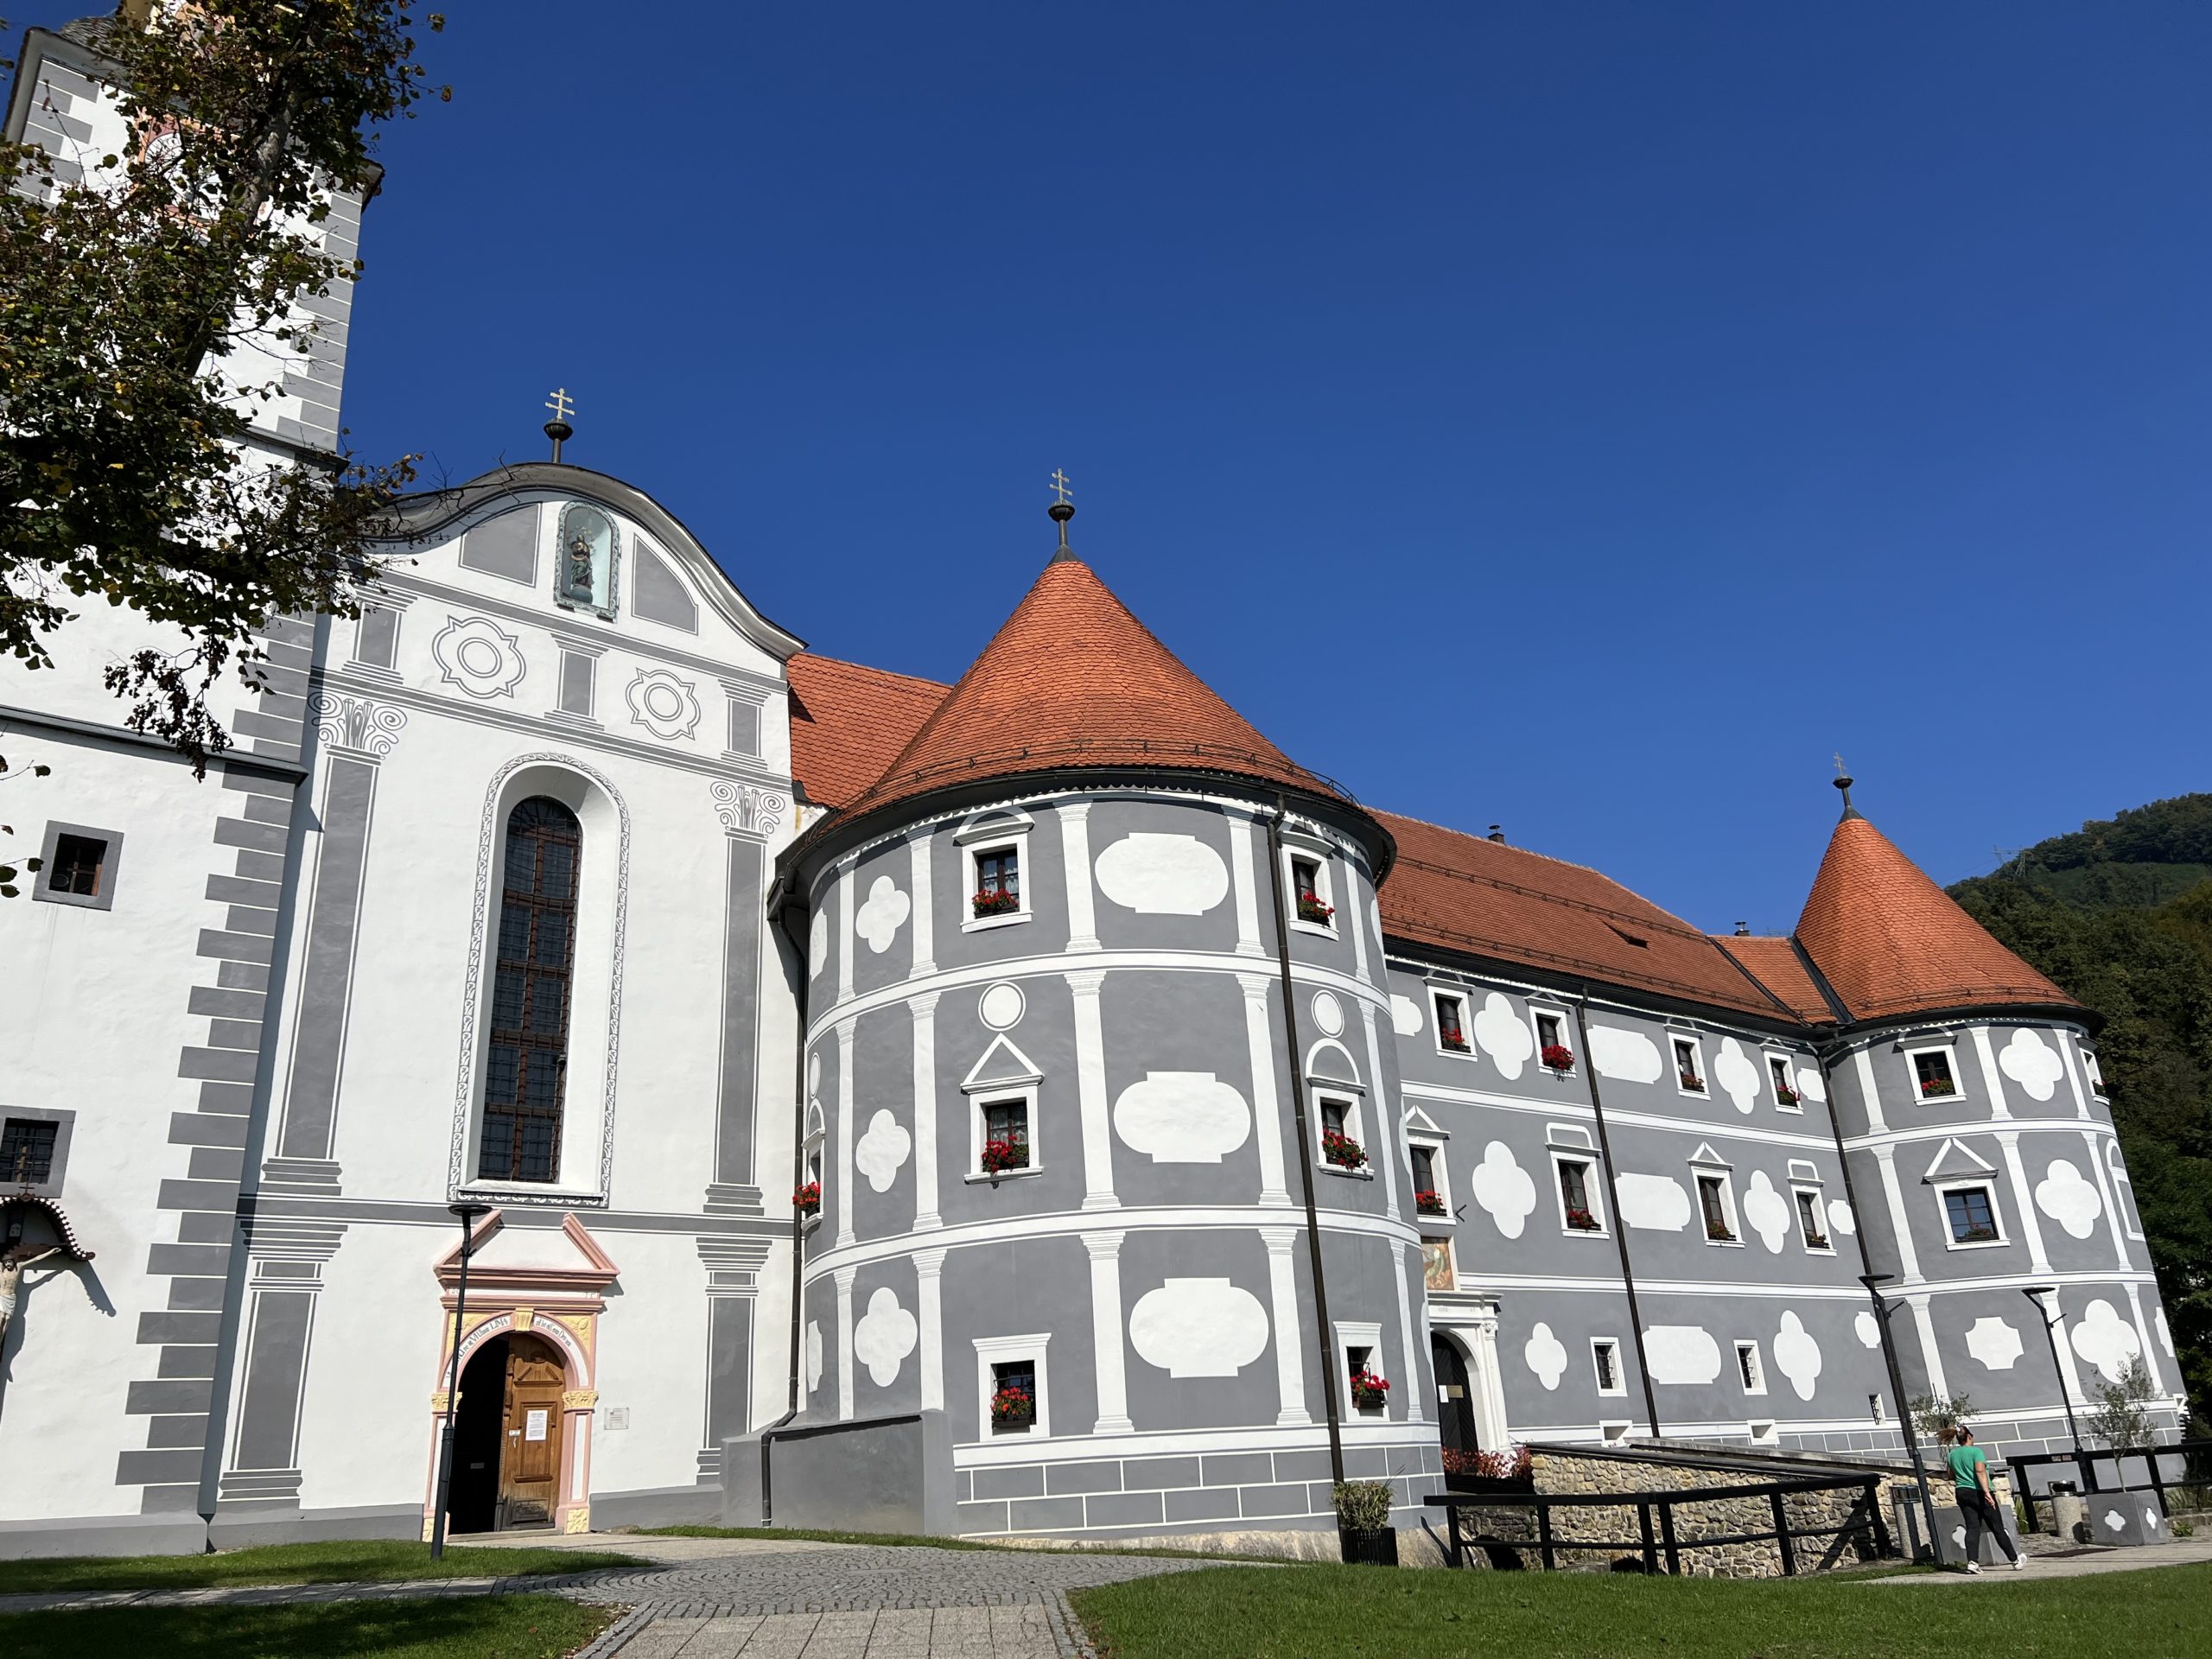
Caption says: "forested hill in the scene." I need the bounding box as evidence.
[1949,793,2212,1428]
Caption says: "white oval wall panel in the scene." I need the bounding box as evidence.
[1588,1026,1662,1084]
[1113,1071,1250,1163]
[1094,832,1230,916]
[1128,1278,1268,1377]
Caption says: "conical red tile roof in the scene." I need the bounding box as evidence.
[836,552,1347,820]
[1796,810,2075,1022]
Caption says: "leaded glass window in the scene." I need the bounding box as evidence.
[478,798,582,1183]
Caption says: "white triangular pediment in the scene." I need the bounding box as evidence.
[1402,1105,1446,1137]
[962,1033,1043,1093]
[1688,1141,1731,1168]
[1922,1137,1996,1184]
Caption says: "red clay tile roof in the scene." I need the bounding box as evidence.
[786,652,948,810]
[1712,935,1836,1024]
[837,555,1345,821]
[1375,811,1799,1021]
[1796,811,2077,1021]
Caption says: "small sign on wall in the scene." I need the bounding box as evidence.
[524,1408,550,1442]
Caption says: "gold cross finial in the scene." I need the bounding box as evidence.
[1049,468,1073,505]
[546,387,575,425]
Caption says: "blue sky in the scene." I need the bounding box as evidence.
[34,2,2212,929]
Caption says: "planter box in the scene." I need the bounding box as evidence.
[1444,1473,1536,1497]
[1339,1526,1399,1567]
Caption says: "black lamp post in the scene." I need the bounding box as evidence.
[1861,1273,1946,1566]
[2022,1286,2092,1495]
[429,1201,493,1560]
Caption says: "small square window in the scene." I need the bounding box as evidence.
[48,835,105,897]
[1288,851,1336,929]
[1435,993,1471,1054]
[1735,1341,1765,1395]
[975,1335,1051,1439]
[1768,1055,1802,1109]
[977,1095,1032,1177]
[1592,1338,1624,1396]
[1411,1145,1446,1217]
[1534,1011,1573,1072]
[1317,1093,1367,1172]
[1795,1187,1831,1251]
[2083,1049,2108,1100]
[1345,1344,1387,1414]
[989,1358,1038,1435]
[3,1118,59,1186]
[973,846,1020,918]
[33,822,124,912]
[1557,1157,1601,1232]
[1674,1038,1705,1094]
[1912,1048,1959,1100]
[1942,1185,2001,1245]
[1698,1173,1738,1243]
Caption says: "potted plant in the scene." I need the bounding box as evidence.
[1804,1230,1831,1250]
[1321,1128,1367,1170]
[972,887,1020,918]
[1565,1205,1599,1232]
[1349,1368,1390,1412]
[1775,1082,1801,1106]
[989,1382,1034,1431]
[1441,1030,1471,1054]
[1960,1222,1999,1243]
[1707,1218,1736,1243]
[1415,1188,1446,1217]
[1919,1076,1956,1099]
[980,1136,1026,1178]
[791,1180,821,1218]
[1298,894,1336,925]
[1679,1071,1705,1093]
[1540,1042,1575,1073]
[1334,1479,1398,1567]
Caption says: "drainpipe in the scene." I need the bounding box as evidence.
[1570,989,1662,1440]
[754,876,812,1525]
[1266,802,1345,1487]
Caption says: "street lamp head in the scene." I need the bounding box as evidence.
[1858,1273,1894,1289]
[449,1202,493,1222]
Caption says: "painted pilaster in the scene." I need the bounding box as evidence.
[2083,1129,2131,1272]
[912,993,942,1230]
[696,1236,772,1471]
[707,805,771,1211]
[835,1017,858,1249]
[914,1248,947,1414]
[836,855,856,1006]
[1390,1242,1423,1423]
[1083,1230,1134,1434]
[835,1266,857,1422]
[1240,973,1292,1208]
[1993,1130,2053,1276]
[1224,804,1264,957]
[2035,1290,2087,1406]
[1870,1144,1923,1285]
[1344,862,1371,981]
[1851,1046,1889,1135]
[215,1219,346,1510]
[1970,1027,2013,1122]
[2122,1282,2167,1395]
[2059,1035,2094,1122]
[1906,1294,1948,1400]
[1262,1227,1311,1426]
[1357,1001,1401,1220]
[1067,969,1117,1211]
[908,831,936,977]
[1060,799,1100,953]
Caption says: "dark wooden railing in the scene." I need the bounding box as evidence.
[1424,1473,1892,1576]
[2006,1439,2210,1533]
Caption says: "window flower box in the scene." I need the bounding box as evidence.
[980,1136,1027,1177]
[1415,1189,1446,1217]
[1297,895,1336,925]
[1919,1077,1956,1099]
[1441,1033,1471,1053]
[1565,1205,1599,1232]
[1959,1223,1999,1243]
[1348,1370,1390,1412]
[791,1180,821,1217]
[1803,1232,1830,1251]
[1541,1043,1576,1073]
[1321,1128,1367,1171]
[971,887,1020,918]
[989,1384,1034,1429]
[1679,1071,1705,1093]
[1707,1219,1737,1243]
[1443,1445,1535,1492]
[1775,1084,1801,1106]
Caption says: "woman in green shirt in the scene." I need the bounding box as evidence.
[1945,1427,2023,1572]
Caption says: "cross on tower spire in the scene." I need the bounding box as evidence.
[544,387,575,464]
[1046,468,1077,559]
[1832,753,1859,818]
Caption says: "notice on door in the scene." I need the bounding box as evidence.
[524,1408,550,1441]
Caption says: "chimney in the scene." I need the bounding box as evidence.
[1486,825,1505,844]
[1734,921,1750,937]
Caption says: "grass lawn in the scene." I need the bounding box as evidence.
[0,1539,638,1595]
[0,1594,611,1659]
[1070,1560,2212,1658]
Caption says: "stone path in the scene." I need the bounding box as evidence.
[0,1533,1220,1658]
[1867,1535,2212,1584]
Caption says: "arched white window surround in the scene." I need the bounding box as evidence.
[448,755,632,1204]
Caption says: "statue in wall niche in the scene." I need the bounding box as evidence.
[564,532,595,602]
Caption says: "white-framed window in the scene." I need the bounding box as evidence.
[1315,1088,1370,1177]
[956,811,1033,931]
[1672,1035,1707,1096]
[2082,1046,2109,1101]
[1551,1150,1606,1235]
[1937,1179,2006,1249]
[1592,1338,1625,1397]
[969,1085,1039,1181]
[974,1334,1051,1440]
[1734,1340,1767,1395]
[1409,1139,1450,1221]
[1532,1007,1575,1074]
[1433,988,1474,1058]
[798,1125,825,1232]
[1335,1320,1388,1416]
[1284,842,1338,935]
[1695,1169,1741,1245]
[1792,1184,1833,1253]
[1906,1043,1962,1103]
[1766,1052,1803,1111]
[2106,1140,2144,1240]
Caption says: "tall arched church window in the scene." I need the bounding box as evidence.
[556,503,619,618]
[479,798,582,1182]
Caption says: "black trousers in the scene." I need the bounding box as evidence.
[1958,1487,2018,1563]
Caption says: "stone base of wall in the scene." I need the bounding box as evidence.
[0,1510,208,1560]
[973,1522,1452,1567]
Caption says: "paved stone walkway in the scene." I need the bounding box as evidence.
[1867,1536,2212,1584]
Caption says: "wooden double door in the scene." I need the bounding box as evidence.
[450,1332,566,1533]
